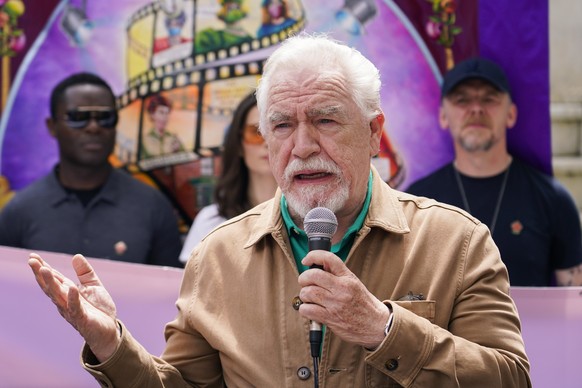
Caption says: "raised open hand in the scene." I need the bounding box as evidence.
[28,252,121,361]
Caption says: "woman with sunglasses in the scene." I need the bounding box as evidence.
[180,93,277,263]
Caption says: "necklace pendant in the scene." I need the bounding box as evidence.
[453,162,512,235]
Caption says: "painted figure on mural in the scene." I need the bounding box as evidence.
[195,0,252,55]
[257,0,297,38]
[153,10,190,53]
[140,93,186,159]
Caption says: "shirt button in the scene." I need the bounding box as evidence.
[297,366,311,380]
[385,358,399,371]
[292,296,303,310]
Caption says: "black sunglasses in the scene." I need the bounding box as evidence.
[63,109,118,129]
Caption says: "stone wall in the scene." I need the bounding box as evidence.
[550,0,582,210]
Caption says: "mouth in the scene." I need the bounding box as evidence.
[463,121,488,130]
[295,171,333,181]
[82,142,105,151]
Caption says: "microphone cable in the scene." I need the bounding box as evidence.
[310,324,322,388]
[312,355,320,388]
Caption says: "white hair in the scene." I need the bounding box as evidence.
[255,32,382,133]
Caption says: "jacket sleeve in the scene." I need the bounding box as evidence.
[80,306,225,387]
[81,247,225,388]
[365,223,531,387]
[81,321,197,388]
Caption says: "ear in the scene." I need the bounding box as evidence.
[369,112,385,157]
[506,102,518,129]
[46,117,57,138]
[438,104,449,130]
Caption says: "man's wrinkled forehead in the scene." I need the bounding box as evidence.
[267,104,345,122]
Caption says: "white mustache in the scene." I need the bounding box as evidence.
[283,158,341,181]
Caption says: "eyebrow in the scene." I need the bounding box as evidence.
[267,105,347,124]
[268,111,291,124]
[306,105,343,118]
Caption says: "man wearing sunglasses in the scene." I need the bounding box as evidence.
[0,72,183,268]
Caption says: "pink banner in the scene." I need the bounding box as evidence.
[1,245,580,387]
[0,246,182,387]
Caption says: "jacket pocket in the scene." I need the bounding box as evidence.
[392,300,435,323]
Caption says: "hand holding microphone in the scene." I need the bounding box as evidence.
[303,207,338,363]
[301,208,392,352]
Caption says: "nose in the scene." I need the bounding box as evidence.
[468,97,486,114]
[83,118,102,132]
[292,123,320,159]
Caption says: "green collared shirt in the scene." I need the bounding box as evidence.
[281,171,373,273]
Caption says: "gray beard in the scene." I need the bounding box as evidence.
[285,184,349,220]
[281,157,349,220]
[459,136,494,153]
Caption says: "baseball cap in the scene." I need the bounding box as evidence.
[441,57,511,98]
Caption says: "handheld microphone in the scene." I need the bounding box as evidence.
[303,207,338,363]
[304,206,338,256]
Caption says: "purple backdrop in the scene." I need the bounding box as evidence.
[0,0,551,193]
[479,1,551,175]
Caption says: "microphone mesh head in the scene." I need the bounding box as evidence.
[304,207,338,238]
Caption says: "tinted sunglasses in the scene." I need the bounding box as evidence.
[64,109,118,129]
[242,124,264,145]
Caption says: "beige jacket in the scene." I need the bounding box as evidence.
[83,167,530,387]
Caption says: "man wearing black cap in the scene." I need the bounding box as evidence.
[407,57,582,287]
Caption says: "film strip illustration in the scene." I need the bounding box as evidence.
[117,59,267,110]
[124,0,306,90]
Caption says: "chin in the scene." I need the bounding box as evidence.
[285,185,349,220]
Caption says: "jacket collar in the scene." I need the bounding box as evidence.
[244,165,410,248]
[365,165,411,234]
[48,165,118,208]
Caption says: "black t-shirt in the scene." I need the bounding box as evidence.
[407,158,582,286]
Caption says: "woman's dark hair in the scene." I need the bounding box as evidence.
[213,92,258,219]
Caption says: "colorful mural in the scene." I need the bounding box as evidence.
[0,0,550,230]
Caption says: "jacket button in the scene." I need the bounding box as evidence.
[297,366,311,380]
[292,296,303,310]
[385,358,399,371]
